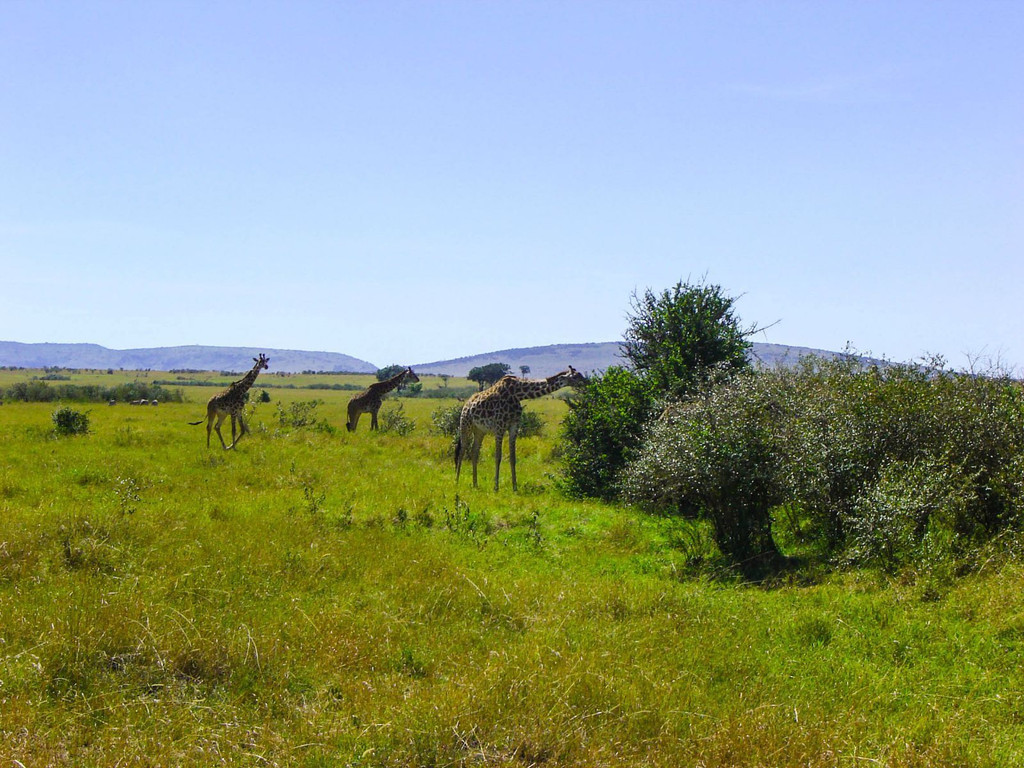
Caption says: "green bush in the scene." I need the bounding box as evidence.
[779,356,1024,559]
[560,366,656,501]
[622,372,785,574]
[430,403,462,437]
[378,402,415,436]
[276,400,330,431]
[844,459,975,573]
[621,355,1024,575]
[52,406,90,436]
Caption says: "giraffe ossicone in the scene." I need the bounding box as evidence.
[189,353,269,450]
[455,366,586,491]
[346,367,420,432]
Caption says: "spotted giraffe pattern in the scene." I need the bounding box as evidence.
[346,367,420,431]
[189,353,269,449]
[455,366,586,491]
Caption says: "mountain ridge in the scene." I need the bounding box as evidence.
[0,340,854,377]
[0,342,377,374]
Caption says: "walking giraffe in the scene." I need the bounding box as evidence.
[455,366,586,491]
[189,353,269,449]
[346,367,420,431]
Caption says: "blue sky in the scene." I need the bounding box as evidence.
[2,2,1021,371]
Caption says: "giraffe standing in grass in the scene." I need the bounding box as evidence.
[346,367,419,431]
[189,354,269,449]
[455,366,586,491]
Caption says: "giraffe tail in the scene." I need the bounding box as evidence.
[454,436,462,469]
[188,419,205,426]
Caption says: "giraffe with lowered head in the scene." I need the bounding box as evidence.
[455,366,586,491]
[346,367,420,431]
[189,353,269,449]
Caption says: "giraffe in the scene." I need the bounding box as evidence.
[455,366,586,491]
[189,353,269,449]
[346,367,420,431]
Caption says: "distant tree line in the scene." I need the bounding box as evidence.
[156,378,366,391]
[0,380,184,404]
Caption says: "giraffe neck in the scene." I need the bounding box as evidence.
[375,369,409,395]
[232,362,263,395]
[505,374,565,402]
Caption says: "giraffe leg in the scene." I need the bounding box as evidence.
[229,413,249,449]
[370,407,379,430]
[205,414,214,448]
[470,427,484,488]
[461,427,479,488]
[493,432,504,492]
[455,427,466,484]
[213,413,229,450]
[508,425,519,492]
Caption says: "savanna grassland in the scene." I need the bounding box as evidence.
[2,369,1024,767]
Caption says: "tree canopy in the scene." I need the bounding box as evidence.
[622,279,754,399]
[467,363,511,390]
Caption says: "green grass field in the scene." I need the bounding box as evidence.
[2,370,1023,766]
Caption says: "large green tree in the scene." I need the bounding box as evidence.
[562,279,755,501]
[468,363,511,390]
[622,280,754,399]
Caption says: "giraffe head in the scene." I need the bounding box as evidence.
[404,367,420,384]
[551,366,587,389]
[253,353,270,371]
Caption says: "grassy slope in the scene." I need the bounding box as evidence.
[1,372,1023,766]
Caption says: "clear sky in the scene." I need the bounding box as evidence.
[2,2,1021,371]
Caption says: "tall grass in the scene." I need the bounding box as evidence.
[1,371,1023,766]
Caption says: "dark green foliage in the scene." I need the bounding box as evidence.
[376,364,417,393]
[376,364,406,382]
[560,367,656,501]
[622,279,753,399]
[467,363,511,390]
[518,410,545,438]
[258,389,271,403]
[52,406,90,436]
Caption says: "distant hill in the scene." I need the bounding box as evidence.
[413,341,854,378]
[0,342,377,374]
[413,342,627,378]
[0,339,858,377]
